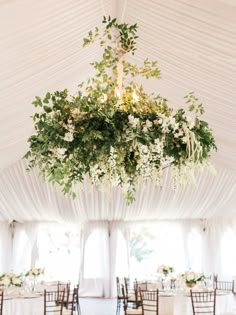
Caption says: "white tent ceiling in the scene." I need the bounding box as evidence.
[0,0,235,222]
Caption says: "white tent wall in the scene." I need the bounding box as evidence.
[1,219,236,297]
[0,0,235,299]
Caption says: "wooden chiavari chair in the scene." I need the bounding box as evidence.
[63,287,79,315]
[44,289,65,315]
[124,278,136,308]
[215,280,234,292]
[122,284,143,315]
[116,277,123,315]
[190,290,216,315]
[57,281,70,307]
[140,289,159,315]
[0,290,3,315]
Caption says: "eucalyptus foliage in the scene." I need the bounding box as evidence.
[25,16,216,204]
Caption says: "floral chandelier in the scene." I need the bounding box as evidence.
[25,17,216,204]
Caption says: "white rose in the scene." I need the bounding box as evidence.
[186,272,195,282]
[12,277,21,285]
[8,273,14,278]
[2,277,11,286]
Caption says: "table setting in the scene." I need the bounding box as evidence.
[0,268,62,315]
[135,266,235,315]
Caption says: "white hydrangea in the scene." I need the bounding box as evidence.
[64,132,74,142]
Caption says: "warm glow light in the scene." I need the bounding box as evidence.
[132,90,139,102]
[115,88,121,98]
[101,94,107,103]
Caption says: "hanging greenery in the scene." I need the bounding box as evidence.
[25,16,216,204]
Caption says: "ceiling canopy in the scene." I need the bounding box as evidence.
[0,0,235,221]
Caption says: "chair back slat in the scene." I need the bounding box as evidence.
[140,289,159,315]
[0,290,3,315]
[190,290,216,315]
[44,289,65,315]
[65,287,79,315]
[215,280,234,292]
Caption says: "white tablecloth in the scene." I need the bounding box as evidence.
[158,291,234,315]
[3,295,43,315]
[2,282,58,315]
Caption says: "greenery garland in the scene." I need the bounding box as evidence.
[25,16,216,204]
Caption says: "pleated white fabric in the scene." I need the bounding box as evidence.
[0,160,235,222]
[0,0,235,221]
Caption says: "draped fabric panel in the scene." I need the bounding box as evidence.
[0,219,236,297]
[0,160,235,222]
[0,222,12,273]
[80,222,110,297]
[1,219,236,297]
[0,0,235,222]
[109,222,129,297]
[11,222,40,274]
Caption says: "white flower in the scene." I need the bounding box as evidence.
[168,117,176,126]
[186,272,195,282]
[12,277,21,285]
[145,119,152,128]
[56,148,67,156]
[142,126,148,132]
[64,132,74,142]
[172,123,179,131]
[128,115,140,128]
[186,117,195,129]
[1,276,10,286]
[157,264,174,275]
[71,108,81,117]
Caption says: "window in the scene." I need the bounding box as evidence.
[36,224,81,284]
[128,222,200,279]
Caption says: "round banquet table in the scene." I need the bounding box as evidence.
[2,282,58,315]
[3,294,43,315]
[158,290,234,315]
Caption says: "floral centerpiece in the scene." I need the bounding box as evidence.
[157,265,174,277]
[182,271,205,288]
[25,267,45,278]
[0,273,23,287]
[25,16,216,204]
[25,268,45,292]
